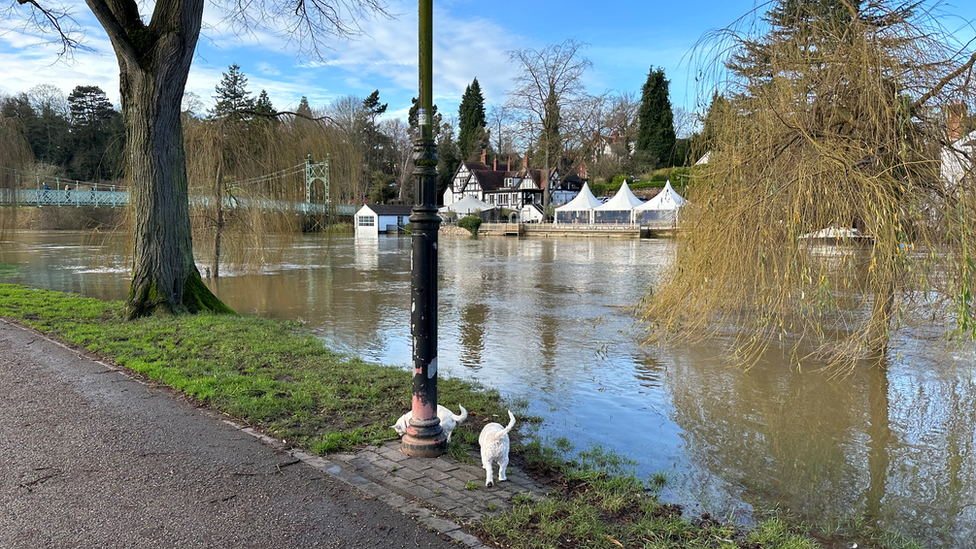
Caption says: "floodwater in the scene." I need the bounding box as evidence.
[2,230,975,547]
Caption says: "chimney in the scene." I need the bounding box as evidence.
[523,151,529,170]
[948,103,967,142]
[507,156,512,171]
[481,149,487,164]
[493,156,497,171]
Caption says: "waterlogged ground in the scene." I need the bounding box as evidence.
[2,230,975,547]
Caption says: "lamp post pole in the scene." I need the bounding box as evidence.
[400,0,446,458]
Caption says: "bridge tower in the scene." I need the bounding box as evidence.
[305,154,331,204]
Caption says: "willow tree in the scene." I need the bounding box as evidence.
[11,0,385,319]
[643,0,976,372]
[0,116,34,234]
[184,95,366,276]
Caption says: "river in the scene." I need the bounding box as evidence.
[1,229,974,547]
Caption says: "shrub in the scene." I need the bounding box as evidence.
[457,215,481,235]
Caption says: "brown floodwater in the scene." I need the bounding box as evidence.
[1,230,974,546]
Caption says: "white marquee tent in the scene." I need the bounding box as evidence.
[594,181,644,224]
[633,180,687,225]
[438,195,495,218]
[554,183,602,225]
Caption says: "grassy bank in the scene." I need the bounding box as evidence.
[0,281,918,549]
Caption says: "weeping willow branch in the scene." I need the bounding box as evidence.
[642,0,976,373]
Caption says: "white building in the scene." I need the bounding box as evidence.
[354,204,414,238]
[442,152,584,217]
[942,130,976,193]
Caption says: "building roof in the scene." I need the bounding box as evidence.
[360,204,414,216]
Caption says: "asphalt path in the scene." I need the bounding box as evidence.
[0,319,459,548]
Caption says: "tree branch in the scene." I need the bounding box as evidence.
[912,52,976,110]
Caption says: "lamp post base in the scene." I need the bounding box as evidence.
[400,416,447,457]
[400,433,447,457]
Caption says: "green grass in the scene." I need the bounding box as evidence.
[0,282,918,549]
[0,283,506,453]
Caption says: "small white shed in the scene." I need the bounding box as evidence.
[355,204,414,237]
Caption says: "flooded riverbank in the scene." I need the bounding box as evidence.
[2,230,974,546]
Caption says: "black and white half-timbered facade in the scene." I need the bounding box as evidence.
[442,154,585,222]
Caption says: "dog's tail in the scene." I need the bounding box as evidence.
[500,410,516,436]
[452,404,468,424]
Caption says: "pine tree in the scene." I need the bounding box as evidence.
[458,78,487,162]
[296,96,313,119]
[409,96,440,135]
[436,123,460,201]
[359,90,388,173]
[635,66,676,168]
[254,90,276,117]
[66,85,123,180]
[211,64,255,119]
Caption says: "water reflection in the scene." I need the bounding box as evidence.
[2,231,975,547]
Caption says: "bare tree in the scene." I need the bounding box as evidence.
[672,106,699,140]
[11,0,386,319]
[382,117,414,203]
[507,38,592,208]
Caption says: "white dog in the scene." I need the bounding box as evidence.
[391,404,468,442]
[478,410,516,487]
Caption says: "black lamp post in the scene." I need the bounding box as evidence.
[400,0,446,458]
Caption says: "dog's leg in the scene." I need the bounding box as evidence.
[482,457,494,487]
[498,454,509,482]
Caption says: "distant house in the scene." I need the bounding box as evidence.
[942,130,976,192]
[354,204,413,238]
[442,151,584,222]
[443,160,507,208]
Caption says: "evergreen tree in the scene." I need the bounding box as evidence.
[436,122,460,202]
[254,90,276,117]
[408,96,440,137]
[698,90,733,154]
[457,78,487,162]
[296,96,313,119]
[210,64,256,119]
[635,66,676,167]
[728,0,862,96]
[66,85,123,180]
[359,90,389,173]
[293,96,315,133]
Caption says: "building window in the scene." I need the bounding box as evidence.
[358,215,375,227]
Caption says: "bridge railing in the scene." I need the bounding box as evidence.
[1,189,130,207]
[1,188,356,216]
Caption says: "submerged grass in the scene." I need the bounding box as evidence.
[0,282,917,549]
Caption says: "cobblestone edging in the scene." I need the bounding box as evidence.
[231,424,548,548]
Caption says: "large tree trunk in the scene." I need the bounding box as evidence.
[86,0,232,318]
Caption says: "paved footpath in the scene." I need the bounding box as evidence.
[0,319,546,548]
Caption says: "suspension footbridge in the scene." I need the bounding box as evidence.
[0,157,356,216]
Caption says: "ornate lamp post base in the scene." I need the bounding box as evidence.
[400,417,447,457]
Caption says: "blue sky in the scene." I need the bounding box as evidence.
[2,0,975,123]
